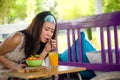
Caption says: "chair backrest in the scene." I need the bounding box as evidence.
[57,11,120,71]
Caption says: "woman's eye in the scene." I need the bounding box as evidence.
[45,28,49,31]
[51,30,54,33]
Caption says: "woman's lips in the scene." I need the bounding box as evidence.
[46,38,50,42]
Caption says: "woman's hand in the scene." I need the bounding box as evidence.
[11,64,26,71]
[39,39,56,59]
[50,39,56,51]
[45,39,56,52]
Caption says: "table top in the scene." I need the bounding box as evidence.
[2,65,86,79]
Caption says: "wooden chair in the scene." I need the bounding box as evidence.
[57,11,120,72]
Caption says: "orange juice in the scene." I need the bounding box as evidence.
[49,51,58,67]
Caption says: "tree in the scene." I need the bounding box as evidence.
[35,0,58,19]
[0,0,15,24]
[0,0,58,24]
[0,0,27,24]
[103,0,120,12]
[25,0,36,22]
[1,0,120,24]
[56,0,94,20]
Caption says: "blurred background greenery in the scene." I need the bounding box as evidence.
[0,0,120,52]
[0,0,120,24]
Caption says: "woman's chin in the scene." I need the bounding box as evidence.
[40,39,48,43]
[41,41,47,43]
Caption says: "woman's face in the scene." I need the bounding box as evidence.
[40,22,55,43]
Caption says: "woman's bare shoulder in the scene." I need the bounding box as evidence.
[0,32,24,55]
[6,32,23,45]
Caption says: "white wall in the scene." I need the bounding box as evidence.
[0,24,28,42]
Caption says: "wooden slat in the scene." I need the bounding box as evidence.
[58,11,120,71]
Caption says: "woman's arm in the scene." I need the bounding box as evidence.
[0,33,23,69]
[39,39,56,59]
[0,56,17,69]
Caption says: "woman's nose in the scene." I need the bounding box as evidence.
[47,31,52,37]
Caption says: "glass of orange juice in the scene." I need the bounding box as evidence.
[49,51,58,67]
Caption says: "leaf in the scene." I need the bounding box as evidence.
[34,55,40,58]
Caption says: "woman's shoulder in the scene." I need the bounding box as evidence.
[0,32,25,55]
[1,32,24,47]
[9,32,24,44]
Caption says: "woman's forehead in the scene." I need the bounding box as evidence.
[43,22,55,29]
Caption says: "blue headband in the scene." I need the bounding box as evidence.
[44,15,56,24]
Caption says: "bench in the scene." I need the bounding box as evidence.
[57,11,120,72]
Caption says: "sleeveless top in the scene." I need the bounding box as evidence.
[0,32,25,69]
[0,32,49,69]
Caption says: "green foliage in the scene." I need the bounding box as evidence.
[35,0,43,14]
[0,0,27,24]
[25,0,36,22]
[35,0,58,20]
[0,0,120,24]
[0,0,58,24]
[0,0,14,23]
[57,0,94,20]
[8,0,27,23]
[103,0,120,12]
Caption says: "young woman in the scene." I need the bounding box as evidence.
[0,11,57,80]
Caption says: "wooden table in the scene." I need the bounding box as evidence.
[1,65,86,79]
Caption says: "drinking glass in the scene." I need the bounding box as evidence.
[49,51,58,67]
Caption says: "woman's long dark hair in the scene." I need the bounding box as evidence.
[20,11,57,58]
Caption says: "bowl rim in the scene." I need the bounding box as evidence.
[26,60,43,61]
[26,60,43,66]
